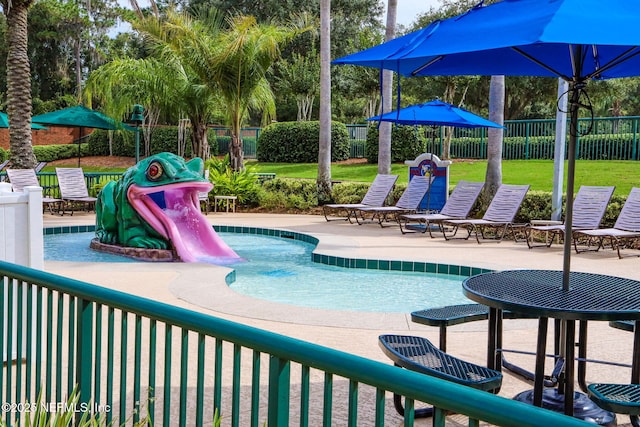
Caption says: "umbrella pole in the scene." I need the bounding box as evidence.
[562,82,581,291]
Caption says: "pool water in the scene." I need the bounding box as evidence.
[45,232,472,313]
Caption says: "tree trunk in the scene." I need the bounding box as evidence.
[228,106,244,170]
[378,0,397,175]
[190,120,210,160]
[230,133,244,171]
[317,0,332,204]
[482,75,505,206]
[5,0,37,169]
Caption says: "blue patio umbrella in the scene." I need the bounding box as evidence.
[366,100,504,129]
[335,0,640,421]
[335,0,640,291]
[0,112,47,130]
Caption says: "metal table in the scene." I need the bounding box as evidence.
[463,269,640,420]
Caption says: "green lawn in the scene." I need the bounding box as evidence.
[249,159,637,195]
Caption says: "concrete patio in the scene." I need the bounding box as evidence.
[42,212,640,426]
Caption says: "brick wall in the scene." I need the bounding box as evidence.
[0,127,83,150]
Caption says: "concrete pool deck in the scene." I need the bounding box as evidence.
[43,212,640,425]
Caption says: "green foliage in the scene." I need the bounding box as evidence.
[515,190,552,224]
[90,176,117,197]
[87,128,223,158]
[33,143,90,162]
[0,148,7,161]
[256,121,349,162]
[205,156,261,206]
[260,178,318,209]
[329,180,379,204]
[214,136,256,156]
[365,125,425,163]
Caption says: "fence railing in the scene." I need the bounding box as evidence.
[346,116,640,160]
[0,257,590,427]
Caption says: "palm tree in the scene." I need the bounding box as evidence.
[483,75,505,204]
[317,0,332,204]
[378,0,397,175]
[85,56,222,159]
[136,10,302,170]
[2,0,37,168]
[208,14,301,170]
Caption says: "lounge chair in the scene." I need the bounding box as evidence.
[399,180,485,236]
[354,175,433,227]
[34,161,47,173]
[6,168,62,215]
[322,174,398,222]
[55,167,97,215]
[573,187,640,258]
[442,184,530,243]
[524,185,615,248]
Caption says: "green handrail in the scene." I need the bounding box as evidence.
[0,260,592,426]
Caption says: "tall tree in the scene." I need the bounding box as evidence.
[483,75,505,204]
[317,0,332,204]
[131,7,303,167]
[274,50,320,121]
[1,0,37,168]
[377,0,397,175]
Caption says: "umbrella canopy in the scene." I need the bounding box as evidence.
[333,0,640,81]
[367,100,504,128]
[32,105,130,130]
[0,112,48,130]
[335,0,640,290]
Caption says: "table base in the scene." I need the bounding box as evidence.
[513,389,616,426]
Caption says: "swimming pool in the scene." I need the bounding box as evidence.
[44,231,473,313]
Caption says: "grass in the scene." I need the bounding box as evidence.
[49,157,636,196]
[249,159,636,195]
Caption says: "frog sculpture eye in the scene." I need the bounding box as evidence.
[147,161,164,181]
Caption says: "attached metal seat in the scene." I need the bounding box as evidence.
[378,334,502,419]
[588,383,640,427]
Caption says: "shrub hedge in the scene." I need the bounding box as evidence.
[365,125,425,163]
[86,127,220,158]
[256,121,350,163]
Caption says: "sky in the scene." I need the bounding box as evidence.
[115,0,443,34]
[391,0,441,27]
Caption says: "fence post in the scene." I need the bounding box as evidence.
[524,122,530,160]
[268,356,291,426]
[76,298,94,413]
[634,118,638,160]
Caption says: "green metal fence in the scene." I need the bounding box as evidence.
[346,116,640,160]
[211,127,261,158]
[0,256,592,427]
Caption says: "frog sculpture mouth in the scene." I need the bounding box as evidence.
[93,152,242,265]
[127,181,240,263]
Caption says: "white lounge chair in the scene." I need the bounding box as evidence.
[322,174,398,222]
[55,167,97,215]
[524,185,615,248]
[399,180,485,236]
[573,187,640,258]
[355,175,433,227]
[442,184,530,243]
[6,168,62,215]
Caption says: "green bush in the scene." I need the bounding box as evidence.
[33,143,90,162]
[365,125,425,163]
[260,178,318,210]
[0,148,7,161]
[205,156,261,206]
[256,121,350,163]
[516,190,552,224]
[87,127,220,158]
